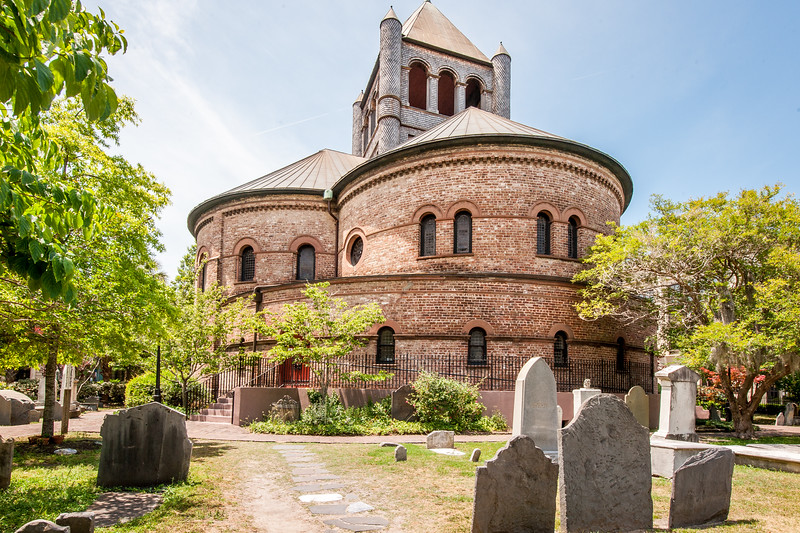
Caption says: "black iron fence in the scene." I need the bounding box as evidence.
[185,356,279,415]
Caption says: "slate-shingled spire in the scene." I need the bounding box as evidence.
[492,42,511,118]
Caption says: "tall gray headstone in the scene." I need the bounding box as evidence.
[785,402,797,426]
[391,384,416,421]
[1,435,13,490]
[471,435,557,533]
[776,412,786,426]
[0,395,10,425]
[625,385,650,428]
[572,380,601,419]
[654,365,700,442]
[512,357,559,455]
[669,448,734,528]
[558,394,653,532]
[97,402,192,487]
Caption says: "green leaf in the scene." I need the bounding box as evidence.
[73,52,91,83]
[31,0,50,16]
[28,239,44,262]
[47,0,71,22]
[34,59,54,92]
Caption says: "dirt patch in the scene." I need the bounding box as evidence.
[86,491,164,528]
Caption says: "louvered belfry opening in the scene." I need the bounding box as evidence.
[409,62,427,109]
[438,71,455,116]
[454,211,472,253]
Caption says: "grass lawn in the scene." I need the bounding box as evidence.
[2,435,800,532]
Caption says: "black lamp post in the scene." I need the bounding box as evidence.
[153,343,162,403]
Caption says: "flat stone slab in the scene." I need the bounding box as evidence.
[287,462,327,469]
[281,455,316,461]
[669,448,734,528]
[292,468,330,476]
[293,473,341,483]
[85,491,163,528]
[323,516,389,531]
[379,442,400,447]
[300,493,343,503]
[293,483,346,492]
[429,448,465,456]
[309,504,349,515]
[274,445,307,450]
[346,502,374,513]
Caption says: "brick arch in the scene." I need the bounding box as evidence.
[196,246,210,266]
[464,74,487,88]
[407,58,432,72]
[445,199,481,219]
[562,207,587,226]
[437,66,460,83]
[548,323,575,339]
[461,319,495,336]
[411,204,444,223]
[528,202,561,221]
[232,237,260,256]
[367,318,403,336]
[289,235,324,253]
[343,228,367,270]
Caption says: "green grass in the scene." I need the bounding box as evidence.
[703,435,800,446]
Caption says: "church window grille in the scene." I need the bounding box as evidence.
[554,331,568,367]
[468,328,487,365]
[350,236,363,266]
[438,71,455,116]
[409,63,427,109]
[454,211,472,254]
[537,212,551,255]
[377,327,395,364]
[568,216,579,259]
[420,214,436,256]
[240,246,255,281]
[296,245,315,281]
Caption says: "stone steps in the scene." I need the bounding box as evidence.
[190,394,233,423]
[191,414,231,423]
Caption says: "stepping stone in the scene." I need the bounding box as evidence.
[274,444,307,450]
[346,502,374,513]
[287,462,327,469]
[292,468,330,476]
[284,456,316,462]
[323,516,389,531]
[299,493,343,503]
[309,504,349,515]
[429,448,466,456]
[293,474,341,483]
[292,483,346,492]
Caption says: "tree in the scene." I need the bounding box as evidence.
[160,247,257,414]
[260,282,387,406]
[575,186,800,438]
[1,0,126,300]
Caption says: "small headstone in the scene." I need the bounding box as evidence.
[785,402,797,426]
[558,395,652,532]
[14,520,69,533]
[394,445,407,462]
[96,402,192,487]
[709,405,721,422]
[56,511,95,533]
[572,382,602,419]
[512,357,560,455]
[471,435,558,533]
[0,390,35,425]
[1,436,13,490]
[624,385,650,428]
[426,430,454,449]
[470,448,481,462]
[669,448,735,528]
[654,365,700,442]
[391,384,416,421]
[776,412,786,426]
[269,395,300,422]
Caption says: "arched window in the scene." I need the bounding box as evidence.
[420,214,436,256]
[198,257,207,291]
[409,63,427,109]
[465,78,481,109]
[350,236,363,266]
[296,245,315,281]
[537,212,551,255]
[554,331,568,367]
[568,216,579,259]
[377,327,395,364]
[468,328,487,365]
[454,211,472,254]
[240,246,255,281]
[438,71,455,116]
[616,337,626,372]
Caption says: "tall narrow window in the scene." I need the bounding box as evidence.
[616,337,626,372]
[240,246,255,281]
[296,245,315,281]
[554,331,568,367]
[199,259,207,291]
[568,216,579,259]
[350,236,363,266]
[468,328,487,365]
[465,78,481,109]
[454,211,472,254]
[377,327,395,364]
[537,212,551,255]
[409,63,427,109]
[438,71,455,116]
[420,214,436,256]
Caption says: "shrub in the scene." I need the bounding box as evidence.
[9,378,39,400]
[407,372,485,431]
[125,372,204,409]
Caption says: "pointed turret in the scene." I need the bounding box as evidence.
[493,42,510,59]
[378,5,402,154]
[492,42,511,118]
[382,6,399,22]
[352,91,365,155]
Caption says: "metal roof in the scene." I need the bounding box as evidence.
[402,1,490,63]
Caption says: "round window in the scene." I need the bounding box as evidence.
[350,236,363,266]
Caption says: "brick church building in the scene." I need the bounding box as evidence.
[188,2,653,393]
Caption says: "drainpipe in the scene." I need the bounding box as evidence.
[324,189,339,278]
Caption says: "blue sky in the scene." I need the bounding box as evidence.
[95,1,800,277]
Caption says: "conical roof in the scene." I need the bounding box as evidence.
[402,2,489,63]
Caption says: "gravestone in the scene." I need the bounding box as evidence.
[0,395,10,425]
[776,412,786,426]
[14,520,69,532]
[572,378,602,419]
[470,448,481,462]
[669,448,734,528]
[56,512,95,533]
[0,390,35,425]
[559,395,652,532]
[426,430,454,449]
[270,395,300,422]
[394,445,407,462]
[391,384,416,421]
[512,357,559,455]
[1,435,13,490]
[36,377,46,406]
[471,435,557,533]
[785,402,797,426]
[654,365,700,442]
[97,402,192,487]
[625,385,650,428]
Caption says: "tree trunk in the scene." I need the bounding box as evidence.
[100,356,113,381]
[41,338,58,438]
[181,381,189,419]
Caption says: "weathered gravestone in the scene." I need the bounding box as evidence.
[470,448,481,462]
[512,357,559,455]
[391,384,416,421]
[625,385,650,428]
[426,430,454,449]
[394,445,407,462]
[270,395,300,422]
[669,447,734,528]
[14,520,69,533]
[559,394,652,532]
[471,435,557,533]
[56,512,95,533]
[0,390,35,425]
[1,435,13,490]
[776,412,786,426]
[97,402,192,487]
[785,402,797,426]
[572,378,601,419]
[654,365,700,442]
[0,395,10,425]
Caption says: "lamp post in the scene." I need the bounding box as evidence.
[153,343,162,403]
